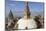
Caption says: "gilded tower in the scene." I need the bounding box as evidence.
[24,2,31,18]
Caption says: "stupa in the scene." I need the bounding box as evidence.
[17,2,37,29]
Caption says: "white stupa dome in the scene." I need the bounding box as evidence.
[17,17,37,29]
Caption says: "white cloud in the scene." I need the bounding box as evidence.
[10,0,44,2]
[8,4,15,6]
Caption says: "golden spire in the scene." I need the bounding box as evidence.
[24,2,30,18]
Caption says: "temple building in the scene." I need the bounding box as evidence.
[7,10,14,29]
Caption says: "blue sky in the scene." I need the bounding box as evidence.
[5,0,44,17]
